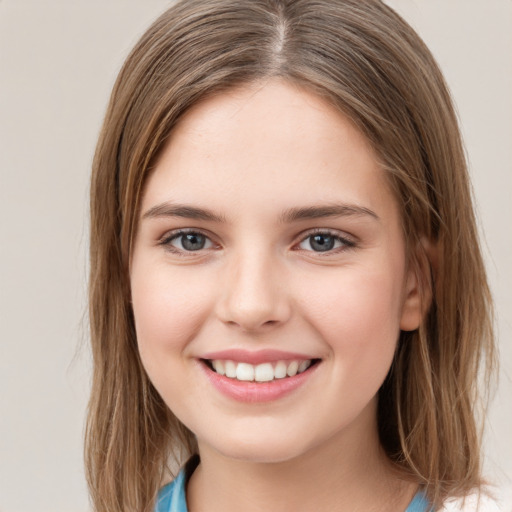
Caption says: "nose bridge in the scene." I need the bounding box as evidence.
[217,243,290,331]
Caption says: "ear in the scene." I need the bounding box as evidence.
[400,237,437,332]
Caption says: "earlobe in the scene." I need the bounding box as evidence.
[399,237,437,332]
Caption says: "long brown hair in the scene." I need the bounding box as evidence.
[86,1,495,510]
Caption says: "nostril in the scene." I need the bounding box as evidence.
[215,268,292,330]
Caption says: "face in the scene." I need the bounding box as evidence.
[130,80,423,464]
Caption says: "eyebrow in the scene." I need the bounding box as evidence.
[142,202,227,223]
[279,204,379,223]
[142,201,379,223]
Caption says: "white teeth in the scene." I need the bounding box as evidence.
[224,360,237,378]
[212,360,225,375]
[254,363,274,382]
[298,360,310,373]
[236,362,254,381]
[274,361,287,379]
[286,360,299,377]
[210,359,314,382]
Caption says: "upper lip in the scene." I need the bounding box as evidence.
[200,349,318,365]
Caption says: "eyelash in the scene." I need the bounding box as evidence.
[158,228,356,256]
[296,228,356,254]
[159,229,216,256]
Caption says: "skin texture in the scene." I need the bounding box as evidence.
[130,80,423,511]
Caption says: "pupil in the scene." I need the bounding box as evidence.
[311,234,334,252]
[182,233,205,251]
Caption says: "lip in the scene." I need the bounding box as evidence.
[198,357,321,403]
[200,348,316,365]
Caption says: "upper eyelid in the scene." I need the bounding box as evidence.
[159,227,352,237]
[296,228,355,243]
[159,229,218,257]
[158,227,356,249]
[160,228,215,243]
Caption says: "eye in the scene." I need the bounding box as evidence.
[163,231,214,252]
[298,232,353,253]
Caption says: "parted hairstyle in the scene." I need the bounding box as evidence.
[86,1,496,510]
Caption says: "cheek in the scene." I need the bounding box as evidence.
[131,263,213,362]
[298,263,405,374]
[130,263,219,418]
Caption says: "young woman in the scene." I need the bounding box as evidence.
[86,1,496,511]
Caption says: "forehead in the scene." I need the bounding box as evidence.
[142,80,397,222]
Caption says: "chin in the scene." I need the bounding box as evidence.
[200,427,317,465]
[219,444,305,464]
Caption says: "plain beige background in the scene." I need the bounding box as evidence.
[0,1,511,511]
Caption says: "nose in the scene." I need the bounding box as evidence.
[216,249,291,332]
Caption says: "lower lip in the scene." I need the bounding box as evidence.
[199,361,320,403]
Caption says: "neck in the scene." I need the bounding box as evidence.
[187,403,417,512]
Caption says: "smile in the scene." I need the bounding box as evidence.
[204,359,317,382]
[198,351,322,403]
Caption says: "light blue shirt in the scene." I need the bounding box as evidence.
[156,468,188,512]
[155,463,432,512]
